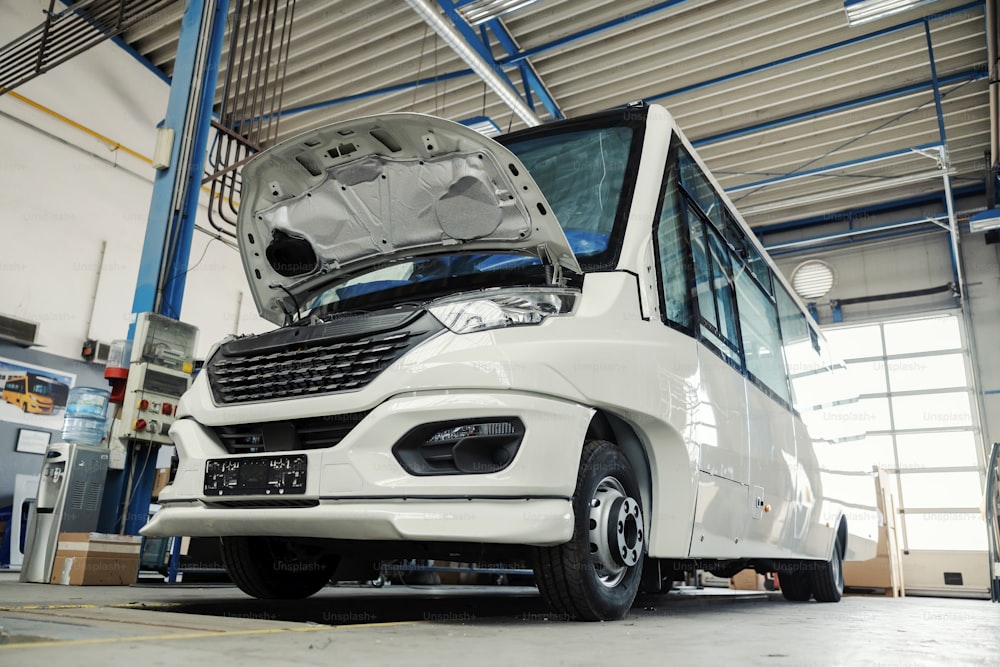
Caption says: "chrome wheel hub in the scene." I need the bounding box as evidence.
[588,476,644,588]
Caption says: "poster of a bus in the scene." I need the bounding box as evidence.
[0,357,75,430]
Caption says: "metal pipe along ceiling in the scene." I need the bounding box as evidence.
[404,0,541,126]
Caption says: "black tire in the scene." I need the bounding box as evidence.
[811,534,845,603]
[534,440,645,621]
[22,401,29,413]
[779,531,845,603]
[220,536,338,599]
[778,569,813,601]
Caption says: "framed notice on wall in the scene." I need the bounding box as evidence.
[16,428,51,454]
[0,356,76,430]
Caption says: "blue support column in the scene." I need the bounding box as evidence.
[129,0,229,325]
[100,0,230,537]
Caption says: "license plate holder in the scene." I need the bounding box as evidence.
[204,454,307,496]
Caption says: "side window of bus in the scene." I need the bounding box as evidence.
[678,148,722,227]
[688,207,741,365]
[723,210,771,292]
[776,284,820,411]
[734,266,788,402]
[653,156,694,329]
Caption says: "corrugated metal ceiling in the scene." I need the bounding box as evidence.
[117,0,991,232]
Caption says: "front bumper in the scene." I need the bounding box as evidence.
[142,390,591,546]
[142,497,573,546]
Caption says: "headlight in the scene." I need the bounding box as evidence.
[427,288,578,334]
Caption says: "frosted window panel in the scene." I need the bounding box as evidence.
[817,471,878,506]
[895,431,979,469]
[790,371,831,410]
[865,434,897,468]
[825,324,883,359]
[851,396,893,432]
[892,392,972,430]
[883,316,961,355]
[903,512,987,551]
[887,353,967,392]
[845,359,887,395]
[899,471,983,509]
[814,435,893,471]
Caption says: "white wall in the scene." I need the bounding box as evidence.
[0,0,272,360]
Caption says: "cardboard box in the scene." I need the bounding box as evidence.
[152,468,171,499]
[730,568,765,590]
[50,532,142,586]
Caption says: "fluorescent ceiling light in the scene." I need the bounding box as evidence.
[968,208,1000,233]
[844,0,941,26]
[457,0,540,25]
[459,115,502,137]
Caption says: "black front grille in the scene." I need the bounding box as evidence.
[211,412,370,454]
[207,308,442,405]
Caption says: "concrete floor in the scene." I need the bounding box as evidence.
[0,572,997,666]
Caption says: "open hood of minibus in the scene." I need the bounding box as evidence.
[238,113,582,325]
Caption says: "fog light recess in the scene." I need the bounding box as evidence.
[392,417,525,475]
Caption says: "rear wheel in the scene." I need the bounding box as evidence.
[534,440,645,621]
[220,536,338,599]
[779,531,845,603]
[811,535,845,602]
[778,569,813,601]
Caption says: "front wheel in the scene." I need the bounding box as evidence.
[220,536,338,599]
[534,440,645,621]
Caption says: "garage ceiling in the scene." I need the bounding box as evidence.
[113,0,996,233]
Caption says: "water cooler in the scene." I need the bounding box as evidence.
[20,387,111,584]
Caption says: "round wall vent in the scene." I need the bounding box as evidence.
[790,259,835,300]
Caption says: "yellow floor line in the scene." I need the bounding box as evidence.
[0,602,179,612]
[0,621,418,650]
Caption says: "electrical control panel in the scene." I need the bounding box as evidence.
[109,313,198,451]
[116,362,190,444]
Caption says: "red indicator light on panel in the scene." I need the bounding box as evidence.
[162,403,173,416]
[135,419,147,431]
[139,399,149,410]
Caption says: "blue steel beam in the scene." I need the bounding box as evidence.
[725,142,943,193]
[693,68,987,147]
[130,0,229,321]
[925,22,951,149]
[274,0,981,126]
[767,225,947,258]
[275,68,473,120]
[432,3,528,98]
[764,216,948,253]
[99,0,229,535]
[102,0,229,538]
[273,1,693,120]
[497,0,692,65]
[645,1,983,106]
[752,183,984,235]
[158,6,230,315]
[484,16,563,119]
[923,19,962,288]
